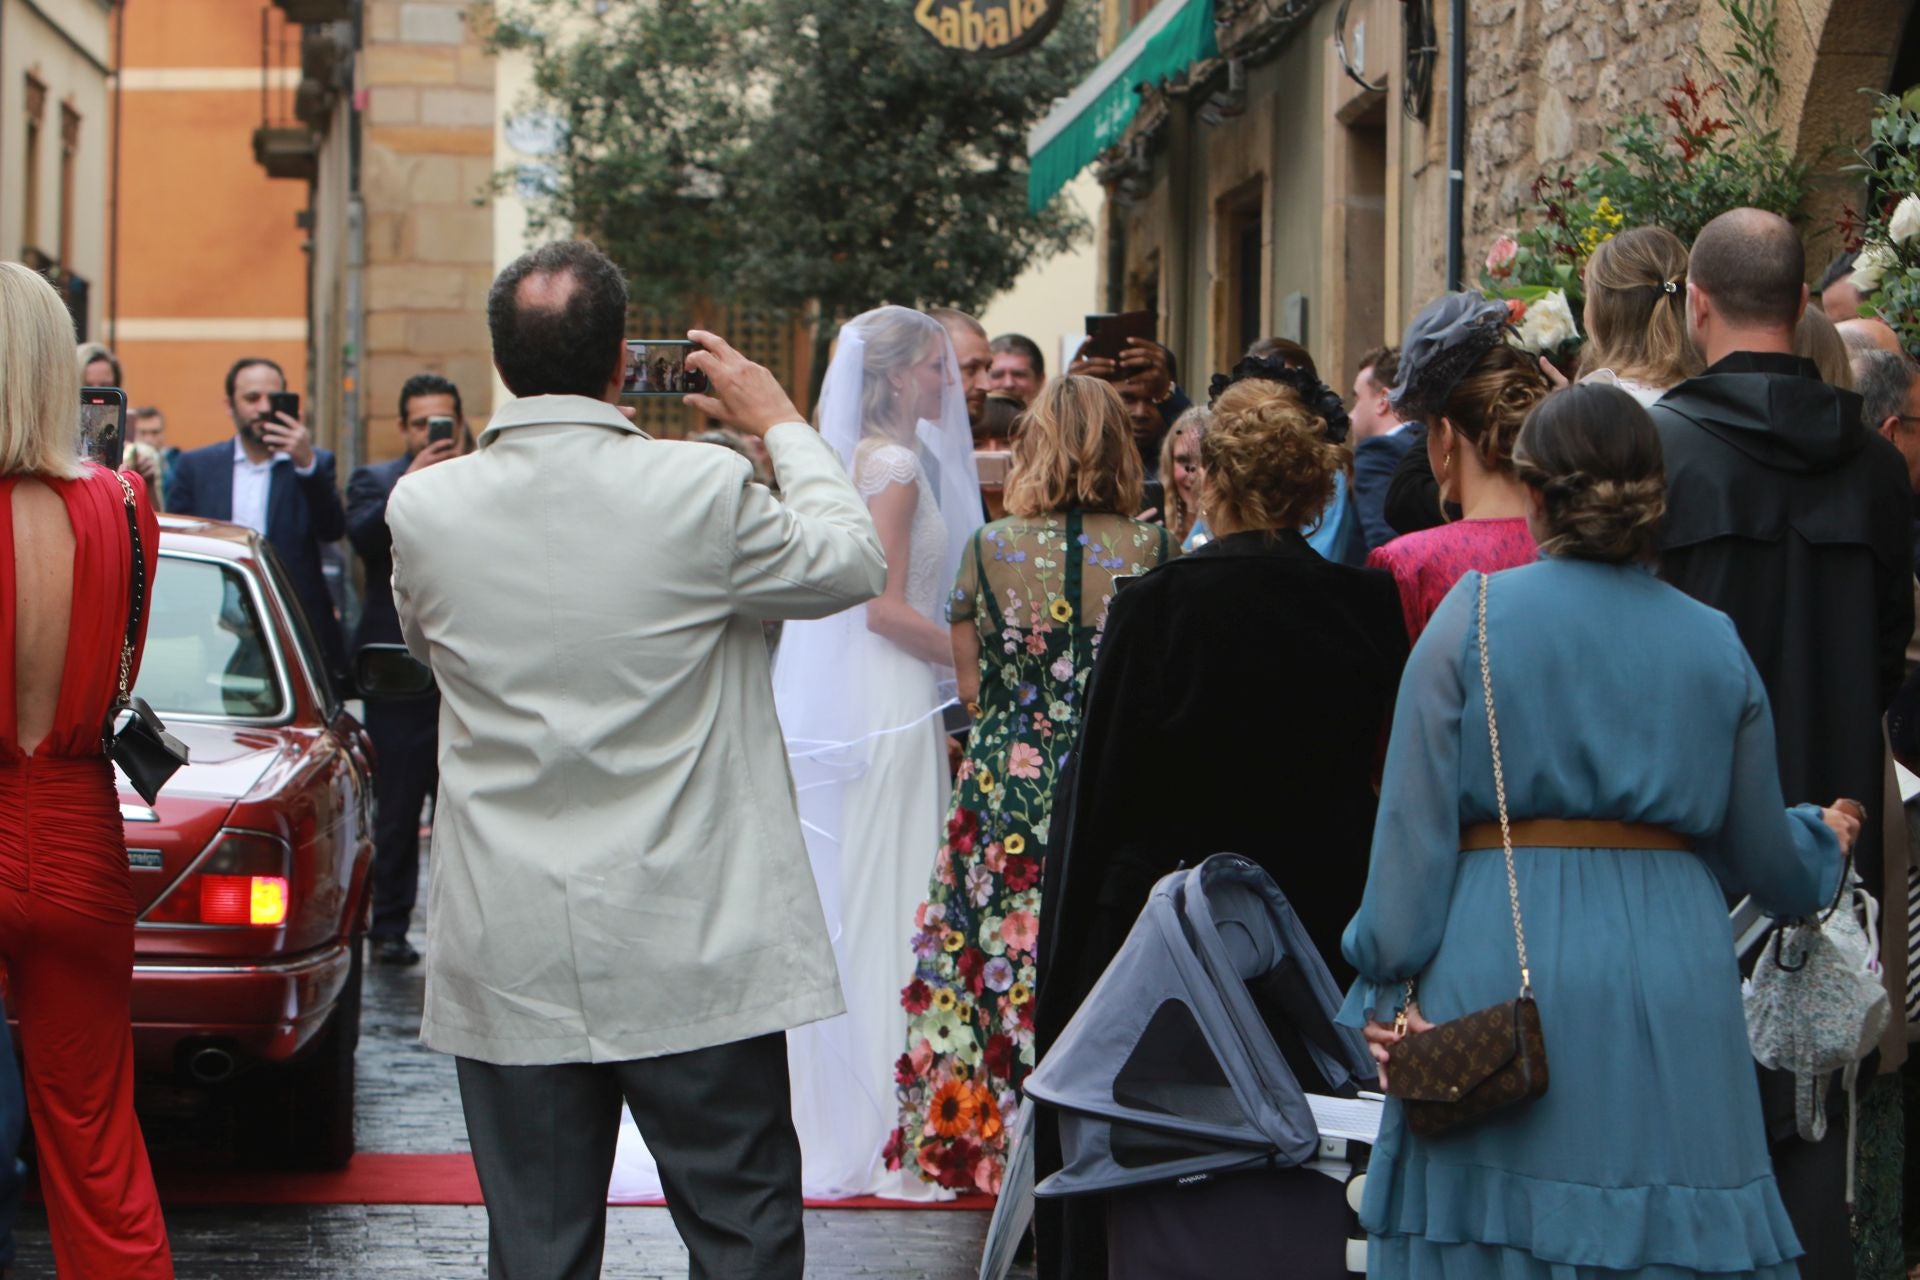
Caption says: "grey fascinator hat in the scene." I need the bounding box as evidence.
[1390,292,1515,420]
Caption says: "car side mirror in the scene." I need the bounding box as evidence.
[355,644,435,699]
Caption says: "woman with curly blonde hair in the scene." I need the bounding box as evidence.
[885,374,1168,1197]
[1368,292,1550,641]
[1034,369,1408,1280]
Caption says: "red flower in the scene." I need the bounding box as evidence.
[882,1127,906,1171]
[957,947,986,995]
[984,1033,1015,1078]
[1003,854,1039,891]
[895,1053,917,1087]
[902,978,932,1016]
[934,1137,983,1190]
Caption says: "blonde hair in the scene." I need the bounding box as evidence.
[1,263,83,478]
[1003,375,1144,517]
[1795,306,1855,390]
[853,307,944,436]
[1200,379,1349,533]
[1159,406,1210,540]
[1578,227,1699,390]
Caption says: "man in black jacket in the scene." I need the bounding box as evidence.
[1650,208,1912,1280]
[345,373,462,965]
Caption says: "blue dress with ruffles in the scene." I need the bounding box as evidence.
[1338,558,1841,1280]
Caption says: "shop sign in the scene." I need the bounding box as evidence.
[913,0,1064,56]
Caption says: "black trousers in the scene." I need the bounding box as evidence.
[456,1033,805,1280]
[364,698,436,940]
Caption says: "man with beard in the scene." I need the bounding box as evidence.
[1650,208,1912,1280]
[930,308,995,440]
[168,357,348,683]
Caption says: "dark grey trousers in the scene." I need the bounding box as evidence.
[455,1033,804,1280]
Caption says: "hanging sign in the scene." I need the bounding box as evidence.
[914,0,1064,56]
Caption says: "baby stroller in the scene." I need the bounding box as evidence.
[1022,854,1380,1280]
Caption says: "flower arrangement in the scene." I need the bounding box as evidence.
[1840,88,1920,351]
[1476,0,1806,358]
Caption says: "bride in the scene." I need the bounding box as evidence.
[610,307,981,1201]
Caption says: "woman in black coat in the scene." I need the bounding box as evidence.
[1032,362,1408,1280]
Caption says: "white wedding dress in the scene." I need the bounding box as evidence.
[609,442,956,1202]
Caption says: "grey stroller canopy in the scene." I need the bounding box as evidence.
[1025,853,1376,1197]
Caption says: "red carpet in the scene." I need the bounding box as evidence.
[143,1153,993,1210]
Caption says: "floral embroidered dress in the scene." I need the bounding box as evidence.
[886,510,1168,1194]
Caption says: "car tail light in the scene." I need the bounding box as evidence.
[144,831,292,927]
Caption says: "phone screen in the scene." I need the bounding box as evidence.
[623,340,709,398]
[268,391,300,421]
[80,387,126,470]
[427,417,455,444]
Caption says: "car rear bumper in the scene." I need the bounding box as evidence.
[128,942,353,1073]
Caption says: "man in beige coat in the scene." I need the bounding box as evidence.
[389,241,886,1280]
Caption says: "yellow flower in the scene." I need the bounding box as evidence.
[1008,982,1032,1006]
[933,987,958,1012]
[943,929,967,953]
[1004,833,1027,856]
[1049,597,1073,623]
[1594,195,1624,229]
[976,769,996,792]
[950,1059,972,1082]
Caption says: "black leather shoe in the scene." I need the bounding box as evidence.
[370,937,422,966]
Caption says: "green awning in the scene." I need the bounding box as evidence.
[1027,0,1217,213]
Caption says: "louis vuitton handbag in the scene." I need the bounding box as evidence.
[100,471,188,805]
[1384,572,1549,1138]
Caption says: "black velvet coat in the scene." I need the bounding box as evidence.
[1031,529,1407,1279]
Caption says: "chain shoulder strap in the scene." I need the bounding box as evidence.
[113,470,142,700]
[1476,570,1532,998]
[1398,571,1533,1029]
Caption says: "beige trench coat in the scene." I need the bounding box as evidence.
[389,396,886,1064]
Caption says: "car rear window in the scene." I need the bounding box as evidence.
[134,556,285,719]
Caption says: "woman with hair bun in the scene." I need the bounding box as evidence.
[1368,292,1549,641]
[1035,368,1408,1280]
[1577,225,1700,404]
[1341,383,1862,1280]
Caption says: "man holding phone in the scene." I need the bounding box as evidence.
[345,372,465,966]
[168,357,348,682]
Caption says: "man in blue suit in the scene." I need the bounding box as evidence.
[1347,345,1419,551]
[168,358,348,684]
[345,373,462,966]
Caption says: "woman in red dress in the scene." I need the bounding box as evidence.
[0,263,172,1276]
[1367,292,1549,641]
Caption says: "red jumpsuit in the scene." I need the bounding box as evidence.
[0,465,172,1277]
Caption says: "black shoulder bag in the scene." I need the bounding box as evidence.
[101,471,188,805]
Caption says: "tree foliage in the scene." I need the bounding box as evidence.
[486,0,1096,329]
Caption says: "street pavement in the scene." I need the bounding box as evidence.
[10,856,1016,1278]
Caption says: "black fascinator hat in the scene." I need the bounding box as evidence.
[1390,292,1515,421]
[1208,356,1352,444]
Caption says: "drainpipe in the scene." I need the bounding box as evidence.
[109,0,125,346]
[1444,0,1466,291]
[342,0,365,473]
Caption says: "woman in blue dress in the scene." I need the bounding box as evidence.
[1340,384,1863,1280]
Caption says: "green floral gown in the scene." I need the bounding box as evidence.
[885,510,1169,1195]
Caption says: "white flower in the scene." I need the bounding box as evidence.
[1851,243,1899,294]
[1891,195,1920,246]
[1514,289,1578,353]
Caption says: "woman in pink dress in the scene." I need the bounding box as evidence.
[1367,292,1549,640]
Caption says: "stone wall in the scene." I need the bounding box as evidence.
[1464,0,1704,246]
[358,0,497,459]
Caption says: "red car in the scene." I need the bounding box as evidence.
[118,514,375,1169]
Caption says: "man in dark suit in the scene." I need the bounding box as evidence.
[1347,345,1419,550]
[345,373,461,966]
[168,358,348,683]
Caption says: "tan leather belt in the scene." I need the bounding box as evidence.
[1460,819,1692,851]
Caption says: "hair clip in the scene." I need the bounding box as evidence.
[1661,281,1678,295]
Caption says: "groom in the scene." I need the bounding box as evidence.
[388,240,886,1279]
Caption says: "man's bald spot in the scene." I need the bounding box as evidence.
[515,268,584,315]
[1690,208,1806,330]
[1839,316,1903,355]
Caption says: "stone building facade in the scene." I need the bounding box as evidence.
[1055,0,1917,398]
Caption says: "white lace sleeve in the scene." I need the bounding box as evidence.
[855,443,921,498]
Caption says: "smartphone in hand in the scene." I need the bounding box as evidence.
[268,391,301,422]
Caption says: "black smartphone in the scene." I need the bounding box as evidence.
[268,390,301,422]
[80,387,127,471]
[622,340,709,398]
[1079,310,1157,364]
[426,416,456,444]
[1140,479,1166,522]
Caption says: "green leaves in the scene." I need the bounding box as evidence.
[486,0,1094,322]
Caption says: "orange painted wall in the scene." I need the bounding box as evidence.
[111,0,309,454]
